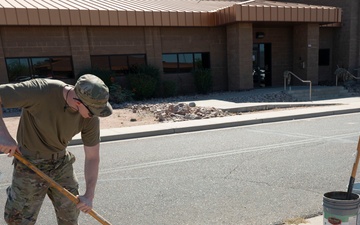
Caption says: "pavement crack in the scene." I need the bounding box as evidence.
[224,165,239,179]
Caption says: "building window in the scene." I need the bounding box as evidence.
[6,57,74,82]
[90,54,146,76]
[162,52,210,74]
[319,49,330,66]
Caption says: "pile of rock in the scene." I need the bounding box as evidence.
[130,102,232,122]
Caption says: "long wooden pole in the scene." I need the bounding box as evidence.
[346,136,360,199]
[13,152,112,225]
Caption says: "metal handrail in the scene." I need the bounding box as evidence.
[284,71,312,101]
[335,66,360,86]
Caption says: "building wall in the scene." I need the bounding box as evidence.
[0,1,353,92]
[0,26,228,93]
[144,27,163,70]
[325,0,359,72]
[0,23,325,90]
[280,0,360,73]
[68,27,91,77]
[227,23,253,91]
[292,24,308,83]
[1,26,72,57]
[288,24,319,86]
[88,27,146,55]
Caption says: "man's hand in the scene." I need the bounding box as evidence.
[0,137,19,157]
[77,195,93,214]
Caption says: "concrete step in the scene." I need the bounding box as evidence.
[285,86,352,101]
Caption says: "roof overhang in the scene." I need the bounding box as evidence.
[0,0,342,27]
[217,1,342,26]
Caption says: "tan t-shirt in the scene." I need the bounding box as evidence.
[0,78,100,155]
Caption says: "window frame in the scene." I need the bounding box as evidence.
[90,54,147,76]
[162,52,210,74]
[5,56,74,82]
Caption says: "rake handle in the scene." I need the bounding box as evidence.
[13,152,112,225]
[346,137,360,200]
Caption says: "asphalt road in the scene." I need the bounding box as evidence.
[1,113,360,225]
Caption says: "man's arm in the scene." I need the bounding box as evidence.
[0,96,19,157]
[77,143,100,213]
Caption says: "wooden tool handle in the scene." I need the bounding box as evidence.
[351,138,360,178]
[346,137,360,200]
[14,152,112,225]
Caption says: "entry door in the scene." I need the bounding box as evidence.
[252,43,272,87]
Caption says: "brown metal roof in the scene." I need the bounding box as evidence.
[0,0,342,26]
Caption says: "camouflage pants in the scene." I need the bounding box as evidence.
[4,151,80,225]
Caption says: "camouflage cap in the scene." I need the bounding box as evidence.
[74,74,113,117]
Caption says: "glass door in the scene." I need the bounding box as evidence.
[252,43,271,87]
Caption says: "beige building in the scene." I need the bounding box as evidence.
[0,0,352,94]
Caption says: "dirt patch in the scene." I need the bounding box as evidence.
[100,107,159,129]
[3,108,159,139]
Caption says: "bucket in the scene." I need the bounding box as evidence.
[323,191,360,225]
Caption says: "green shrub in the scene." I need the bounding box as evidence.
[126,64,161,100]
[193,67,212,94]
[162,80,178,98]
[130,64,160,80]
[127,73,157,100]
[108,83,134,104]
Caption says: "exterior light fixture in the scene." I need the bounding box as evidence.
[256,32,265,39]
